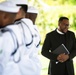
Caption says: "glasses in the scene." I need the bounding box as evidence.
[61,23,70,27]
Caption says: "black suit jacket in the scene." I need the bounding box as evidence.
[41,30,76,75]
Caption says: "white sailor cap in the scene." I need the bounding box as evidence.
[27,6,38,14]
[9,0,28,5]
[0,0,20,13]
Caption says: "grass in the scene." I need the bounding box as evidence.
[39,54,76,75]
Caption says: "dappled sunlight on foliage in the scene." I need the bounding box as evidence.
[0,0,6,2]
[28,0,76,44]
[37,6,76,44]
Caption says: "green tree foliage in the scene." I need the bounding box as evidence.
[28,0,76,44]
[0,0,5,2]
[68,0,76,5]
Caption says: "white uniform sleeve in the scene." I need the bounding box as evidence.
[0,31,15,67]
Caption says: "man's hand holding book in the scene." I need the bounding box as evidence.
[57,53,69,63]
[52,44,70,64]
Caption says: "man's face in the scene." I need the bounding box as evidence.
[59,19,69,33]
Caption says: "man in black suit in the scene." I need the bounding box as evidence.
[41,16,76,75]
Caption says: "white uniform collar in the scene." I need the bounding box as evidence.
[56,29,64,35]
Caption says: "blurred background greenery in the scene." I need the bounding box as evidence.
[0,0,76,75]
[28,0,76,44]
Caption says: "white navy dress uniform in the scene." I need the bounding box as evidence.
[27,6,40,48]
[27,6,41,75]
[27,6,41,49]
[14,18,41,75]
[27,6,41,53]
[0,1,21,75]
[7,0,42,75]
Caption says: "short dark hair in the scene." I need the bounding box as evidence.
[17,5,28,12]
[58,16,69,22]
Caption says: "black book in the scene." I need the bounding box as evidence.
[52,44,70,55]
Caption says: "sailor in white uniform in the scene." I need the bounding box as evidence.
[26,6,41,75]
[0,1,21,75]
[26,6,41,50]
[8,0,42,75]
